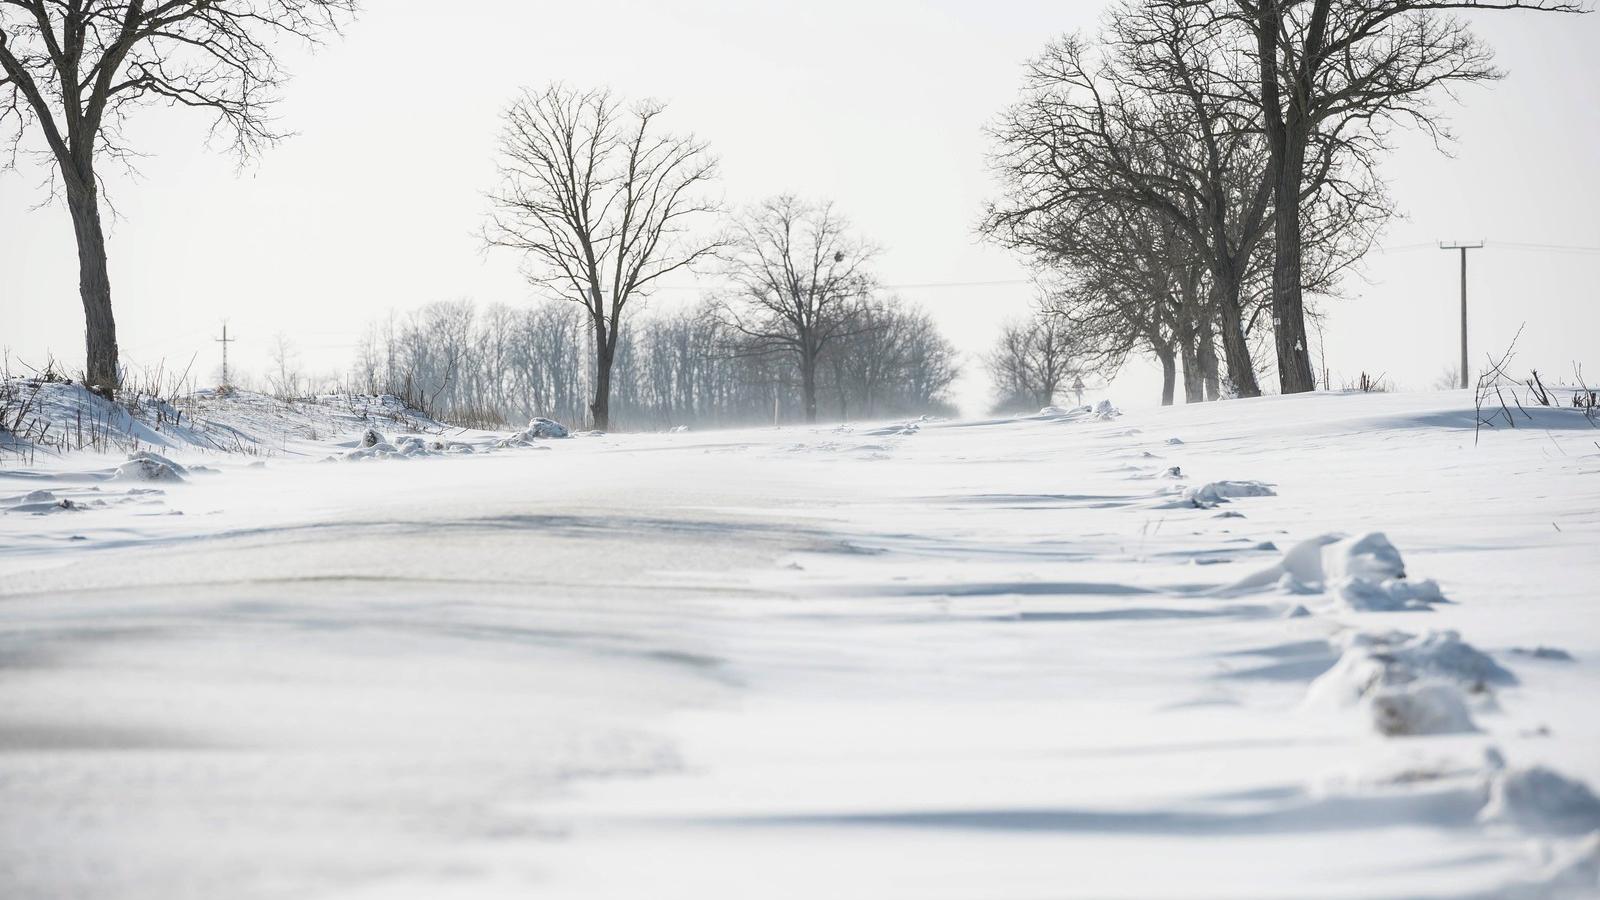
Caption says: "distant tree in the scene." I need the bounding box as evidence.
[824,297,961,419]
[720,195,877,424]
[267,332,301,400]
[0,0,356,399]
[986,313,1083,411]
[484,84,723,430]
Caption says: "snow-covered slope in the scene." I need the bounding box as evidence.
[1,390,1597,899]
[1,378,448,460]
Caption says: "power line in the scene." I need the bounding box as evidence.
[1491,241,1600,254]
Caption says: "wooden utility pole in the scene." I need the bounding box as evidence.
[1439,241,1484,389]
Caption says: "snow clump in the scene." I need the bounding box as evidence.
[113,450,188,482]
[496,417,571,447]
[1305,629,1513,736]
[1229,532,1448,611]
[1480,766,1600,835]
[1179,480,1276,509]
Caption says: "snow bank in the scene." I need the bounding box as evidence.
[1,378,449,458]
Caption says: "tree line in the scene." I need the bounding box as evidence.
[348,294,960,431]
[980,0,1579,406]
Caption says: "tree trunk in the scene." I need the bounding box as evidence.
[1212,271,1261,398]
[1269,137,1317,394]
[1179,329,1204,404]
[65,182,119,399]
[1156,346,1176,407]
[590,323,613,431]
[1255,1,1317,396]
[1198,318,1221,401]
[800,352,818,424]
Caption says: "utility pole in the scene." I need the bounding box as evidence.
[1439,241,1483,389]
[215,321,236,389]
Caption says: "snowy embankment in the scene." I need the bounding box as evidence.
[0,377,584,477]
[1,389,1598,899]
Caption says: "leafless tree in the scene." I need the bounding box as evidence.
[985,9,1382,399]
[267,331,301,399]
[986,312,1086,411]
[0,0,355,399]
[1220,0,1585,393]
[823,297,961,419]
[719,195,878,424]
[483,84,723,430]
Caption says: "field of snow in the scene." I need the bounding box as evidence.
[2,389,1599,899]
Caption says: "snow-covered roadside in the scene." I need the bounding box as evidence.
[2,390,1597,898]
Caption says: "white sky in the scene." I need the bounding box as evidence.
[3,0,1597,415]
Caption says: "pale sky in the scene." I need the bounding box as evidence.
[3,0,1597,414]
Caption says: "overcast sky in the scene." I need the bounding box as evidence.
[3,0,1597,414]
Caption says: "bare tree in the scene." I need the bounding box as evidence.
[0,0,355,399]
[719,195,877,424]
[1223,0,1584,393]
[484,84,723,430]
[986,313,1084,411]
[824,297,961,419]
[267,331,301,399]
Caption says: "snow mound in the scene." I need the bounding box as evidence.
[113,450,188,482]
[1229,532,1448,611]
[1369,682,1477,736]
[862,422,921,437]
[1093,400,1120,419]
[1167,480,1276,509]
[5,489,96,514]
[1511,646,1576,662]
[526,417,570,439]
[496,417,571,447]
[1481,766,1600,835]
[337,434,478,462]
[1323,532,1408,583]
[1036,405,1099,423]
[1306,629,1512,735]
[1309,629,1515,702]
[1334,575,1447,612]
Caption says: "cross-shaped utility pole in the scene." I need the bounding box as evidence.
[1439,241,1484,390]
[216,321,236,388]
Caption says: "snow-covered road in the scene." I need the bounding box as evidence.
[3,391,1598,898]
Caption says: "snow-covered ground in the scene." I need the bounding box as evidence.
[2,390,1598,899]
